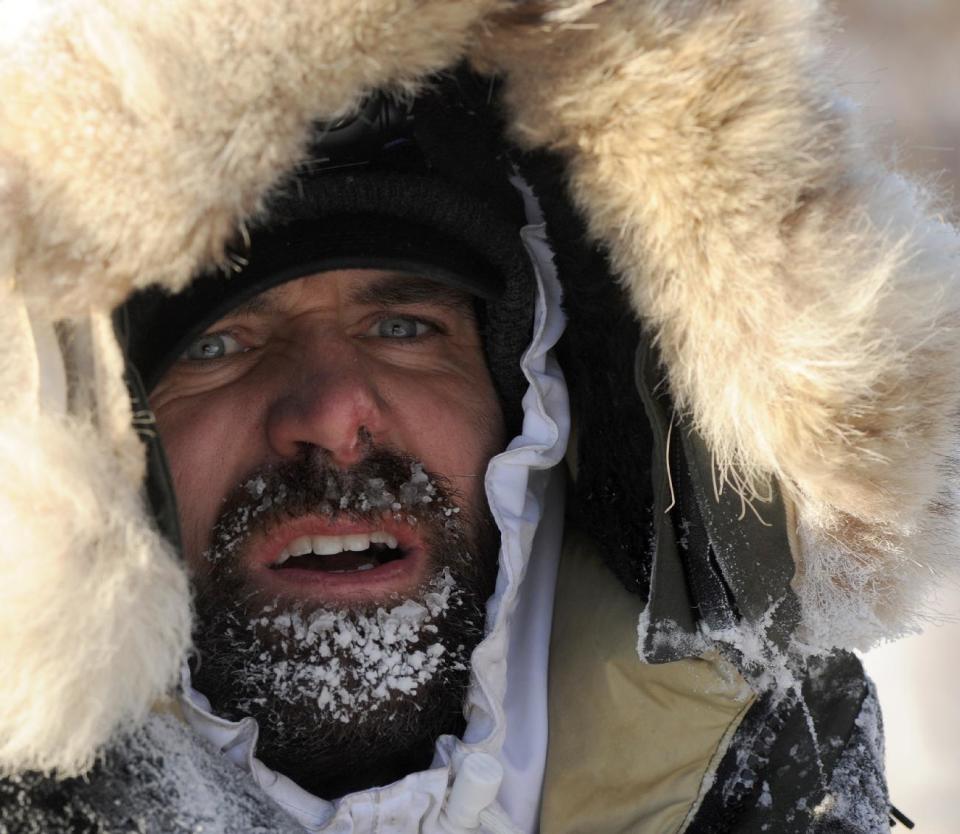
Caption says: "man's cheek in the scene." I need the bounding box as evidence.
[158,429,230,569]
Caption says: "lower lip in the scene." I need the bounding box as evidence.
[258,546,429,600]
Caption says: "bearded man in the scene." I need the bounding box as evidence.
[153,268,505,799]
[3,3,958,834]
[104,84,563,827]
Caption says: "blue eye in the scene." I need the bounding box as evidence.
[183,332,244,361]
[373,317,431,339]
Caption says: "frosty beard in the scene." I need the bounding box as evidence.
[189,448,500,799]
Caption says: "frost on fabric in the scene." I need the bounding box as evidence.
[0,714,303,834]
[235,568,465,724]
[640,599,891,831]
[638,604,832,818]
[757,780,772,809]
[809,681,889,833]
[637,601,797,693]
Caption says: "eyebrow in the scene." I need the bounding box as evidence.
[220,272,476,323]
[347,273,475,312]
[222,292,279,319]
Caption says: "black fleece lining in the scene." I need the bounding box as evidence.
[515,148,658,599]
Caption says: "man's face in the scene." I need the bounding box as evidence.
[150,268,506,796]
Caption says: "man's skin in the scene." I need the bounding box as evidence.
[151,265,505,608]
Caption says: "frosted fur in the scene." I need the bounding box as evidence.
[0,415,190,777]
[0,0,501,777]
[2,0,959,776]
[0,254,191,775]
[0,0,501,316]
[472,0,960,646]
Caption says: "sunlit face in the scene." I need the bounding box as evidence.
[150,268,505,608]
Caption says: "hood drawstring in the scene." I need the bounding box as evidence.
[439,752,520,834]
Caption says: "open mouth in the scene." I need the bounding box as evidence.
[270,531,408,575]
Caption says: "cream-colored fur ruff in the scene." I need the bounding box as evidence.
[1,0,958,774]
[472,0,960,647]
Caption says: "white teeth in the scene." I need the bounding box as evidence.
[289,536,313,556]
[343,534,370,552]
[311,536,344,556]
[370,532,399,549]
[273,530,400,565]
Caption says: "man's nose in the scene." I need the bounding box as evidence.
[265,352,386,468]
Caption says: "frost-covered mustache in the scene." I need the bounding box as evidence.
[202,447,467,567]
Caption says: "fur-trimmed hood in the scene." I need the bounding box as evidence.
[2,0,958,785]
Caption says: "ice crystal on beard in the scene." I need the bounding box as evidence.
[228,569,464,725]
[399,463,437,506]
[208,480,289,561]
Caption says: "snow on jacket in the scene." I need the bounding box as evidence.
[1,1,958,832]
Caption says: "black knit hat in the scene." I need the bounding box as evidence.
[119,71,534,433]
